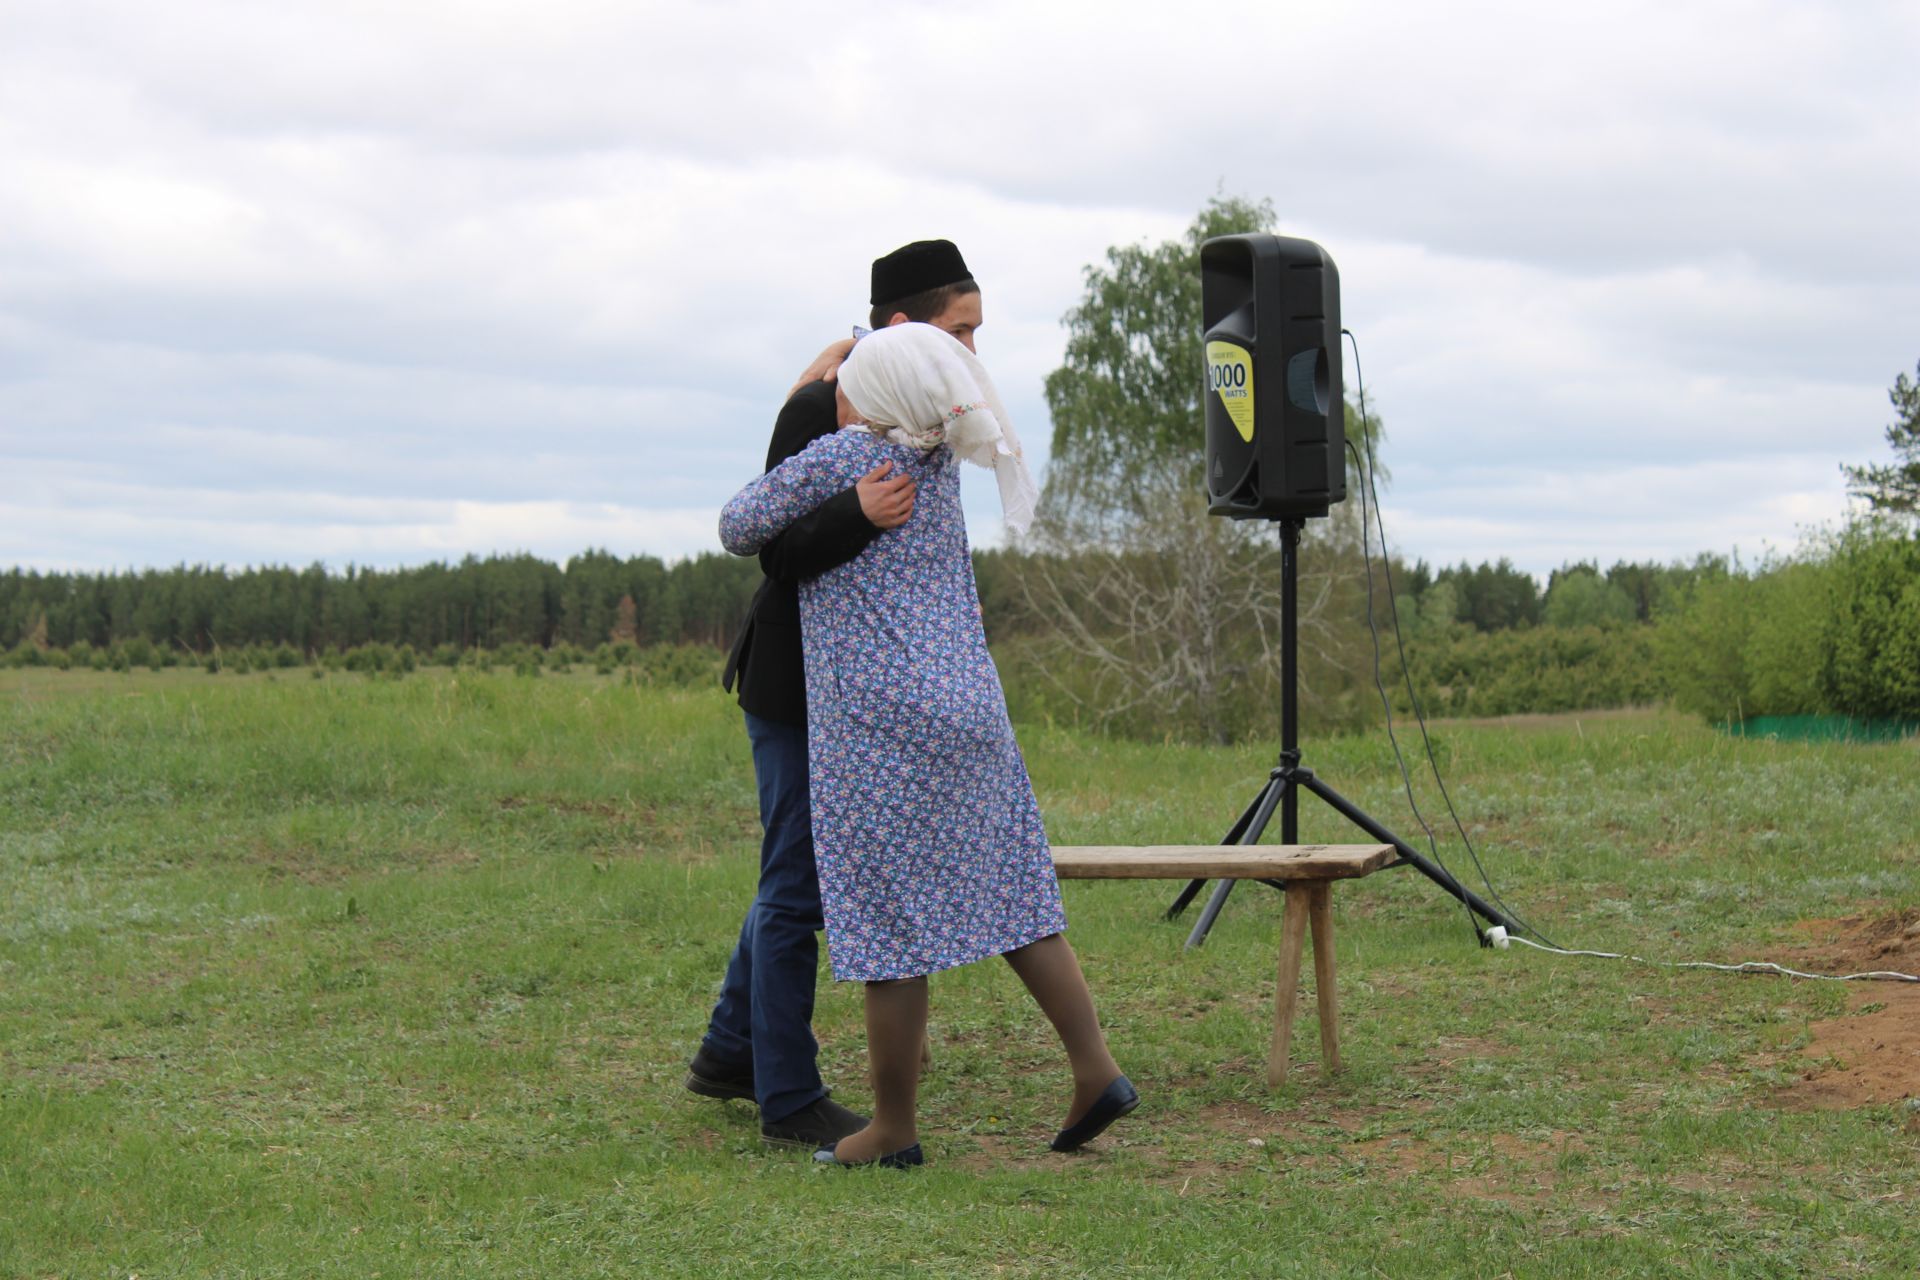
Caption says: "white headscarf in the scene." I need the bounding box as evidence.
[838,322,1040,535]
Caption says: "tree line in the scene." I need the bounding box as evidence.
[1,551,759,657]
[0,545,1726,660]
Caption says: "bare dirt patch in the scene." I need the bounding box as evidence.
[241,837,484,883]
[1775,908,1920,1110]
[495,795,623,819]
[1792,907,1920,973]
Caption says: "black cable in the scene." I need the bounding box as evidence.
[1343,434,1479,942]
[1342,328,1558,947]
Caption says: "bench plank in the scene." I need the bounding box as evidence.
[1051,844,1396,881]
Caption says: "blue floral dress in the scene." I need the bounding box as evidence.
[720,429,1067,982]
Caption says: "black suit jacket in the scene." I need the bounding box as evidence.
[722,380,882,725]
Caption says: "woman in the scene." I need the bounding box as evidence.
[718,323,1136,1168]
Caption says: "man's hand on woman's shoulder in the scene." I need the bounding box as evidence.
[856,461,916,530]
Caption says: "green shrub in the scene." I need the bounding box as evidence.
[1655,523,1919,722]
[1391,624,1661,718]
[632,644,723,689]
[1658,562,1750,722]
[1543,571,1637,629]
[344,643,397,674]
[1821,522,1920,717]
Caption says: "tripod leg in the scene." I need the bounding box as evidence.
[1164,876,1211,922]
[1184,877,1238,950]
[1178,774,1293,947]
[1299,773,1518,934]
[1165,779,1273,921]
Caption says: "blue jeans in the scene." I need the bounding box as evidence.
[702,711,826,1122]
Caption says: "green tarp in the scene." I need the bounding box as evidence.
[1720,714,1920,743]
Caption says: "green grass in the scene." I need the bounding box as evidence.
[2,669,1917,1277]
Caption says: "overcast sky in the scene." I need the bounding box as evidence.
[3,0,1916,579]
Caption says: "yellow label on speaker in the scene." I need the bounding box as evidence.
[1206,341,1255,442]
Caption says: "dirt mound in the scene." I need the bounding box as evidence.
[1792,907,1920,975]
[1775,909,1920,1111]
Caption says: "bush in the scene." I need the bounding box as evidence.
[344,643,396,674]
[1655,523,1920,722]
[630,644,723,689]
[1821,522,1920,717]
[1543,571,1637,629]
[1391,624,1661,718]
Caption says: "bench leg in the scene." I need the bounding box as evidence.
[1268,887,1311,1088]
[1308,884,1340,1076]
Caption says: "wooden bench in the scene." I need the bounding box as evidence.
[1051,844,1396,1087]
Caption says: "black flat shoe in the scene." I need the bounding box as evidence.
[812,1142,925,1170]
[1050,1075,1139,1152]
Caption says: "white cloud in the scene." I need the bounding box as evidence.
[1,0,1915,577]
[1379,453,1853,572]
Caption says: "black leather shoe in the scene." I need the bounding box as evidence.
[1050,1075,1140,1152]
[812,1142,924,1170]
[684,1047,755,1102]
[761,1095,870,1148]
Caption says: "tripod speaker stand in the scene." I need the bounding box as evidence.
[1186,231,1518,945]
[1163,519,1520,947]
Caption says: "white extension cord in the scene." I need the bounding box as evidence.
[1484,924,1920,983]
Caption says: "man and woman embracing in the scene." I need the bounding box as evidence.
[685,240,1137,1169]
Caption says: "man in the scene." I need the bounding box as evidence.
[687,240,983,1149]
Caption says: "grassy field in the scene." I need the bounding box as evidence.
[2,668,1917,1278]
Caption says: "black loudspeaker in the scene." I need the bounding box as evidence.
[1201,234,1345,520]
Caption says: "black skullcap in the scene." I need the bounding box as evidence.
[870,239,973,306]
